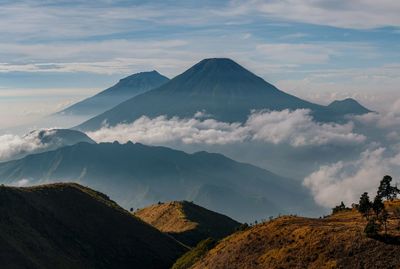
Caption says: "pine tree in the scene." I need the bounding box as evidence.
[377,175,400,201]
[372,195,384,218]
[358,192,371,219]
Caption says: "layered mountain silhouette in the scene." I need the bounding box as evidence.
[135,200,241,247]
[59,71,169,116]
[0,183,186,269]
[75,58,370,131]
[0,142,320,221]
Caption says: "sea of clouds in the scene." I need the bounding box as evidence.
[85,104,400,210]
[2,103,400,211]
[87,109,366,147]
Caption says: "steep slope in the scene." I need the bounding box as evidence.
[172,238,217,269]
[0,183,186,269]
[0,142,320,222]
[191,207,400,269]
[75,58,368,131]
[135,201,241,246]
[59,71,169,116]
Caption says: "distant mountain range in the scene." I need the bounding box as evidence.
[0,142,320,221]
[75,58,370,131]
[0,183,186,269]
[58,71,169,116]
[135,200,241,247]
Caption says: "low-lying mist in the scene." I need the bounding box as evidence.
[85,105,400,210]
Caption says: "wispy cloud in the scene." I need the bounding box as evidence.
[276,65,400,111]
[0,1,165,40]
[226,0,400,29]
[0,0,398,129]
[256,42,378,65]
[256,43,334,64]
[0,39,382,77]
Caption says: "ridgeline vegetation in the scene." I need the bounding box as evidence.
[355,175,400,238]
[189,175,400,268]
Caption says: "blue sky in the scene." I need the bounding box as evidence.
[0,0,399,128]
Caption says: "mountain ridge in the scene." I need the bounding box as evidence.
[135,200,241,247]
[58,70,169,116]
[0,183,186,269]
[74,58,369,131]
[0,141,321,222]
[191,206,400,269]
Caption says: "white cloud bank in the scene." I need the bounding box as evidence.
[304,99,400,208]
[304,147,400,208]
[87,109,366,147]
[0,132,48,161]
[353,99,400,129]
[0,129,75,162]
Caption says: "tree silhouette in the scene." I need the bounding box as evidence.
[358,192,372,219]
[372,195,384,218]
[332,201,348,214]
[377,175,400,201]
[359,175,399,238]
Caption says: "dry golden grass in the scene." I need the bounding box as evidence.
[135,201,240,247]
[135,201,198,233]
[191,203,400,269]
